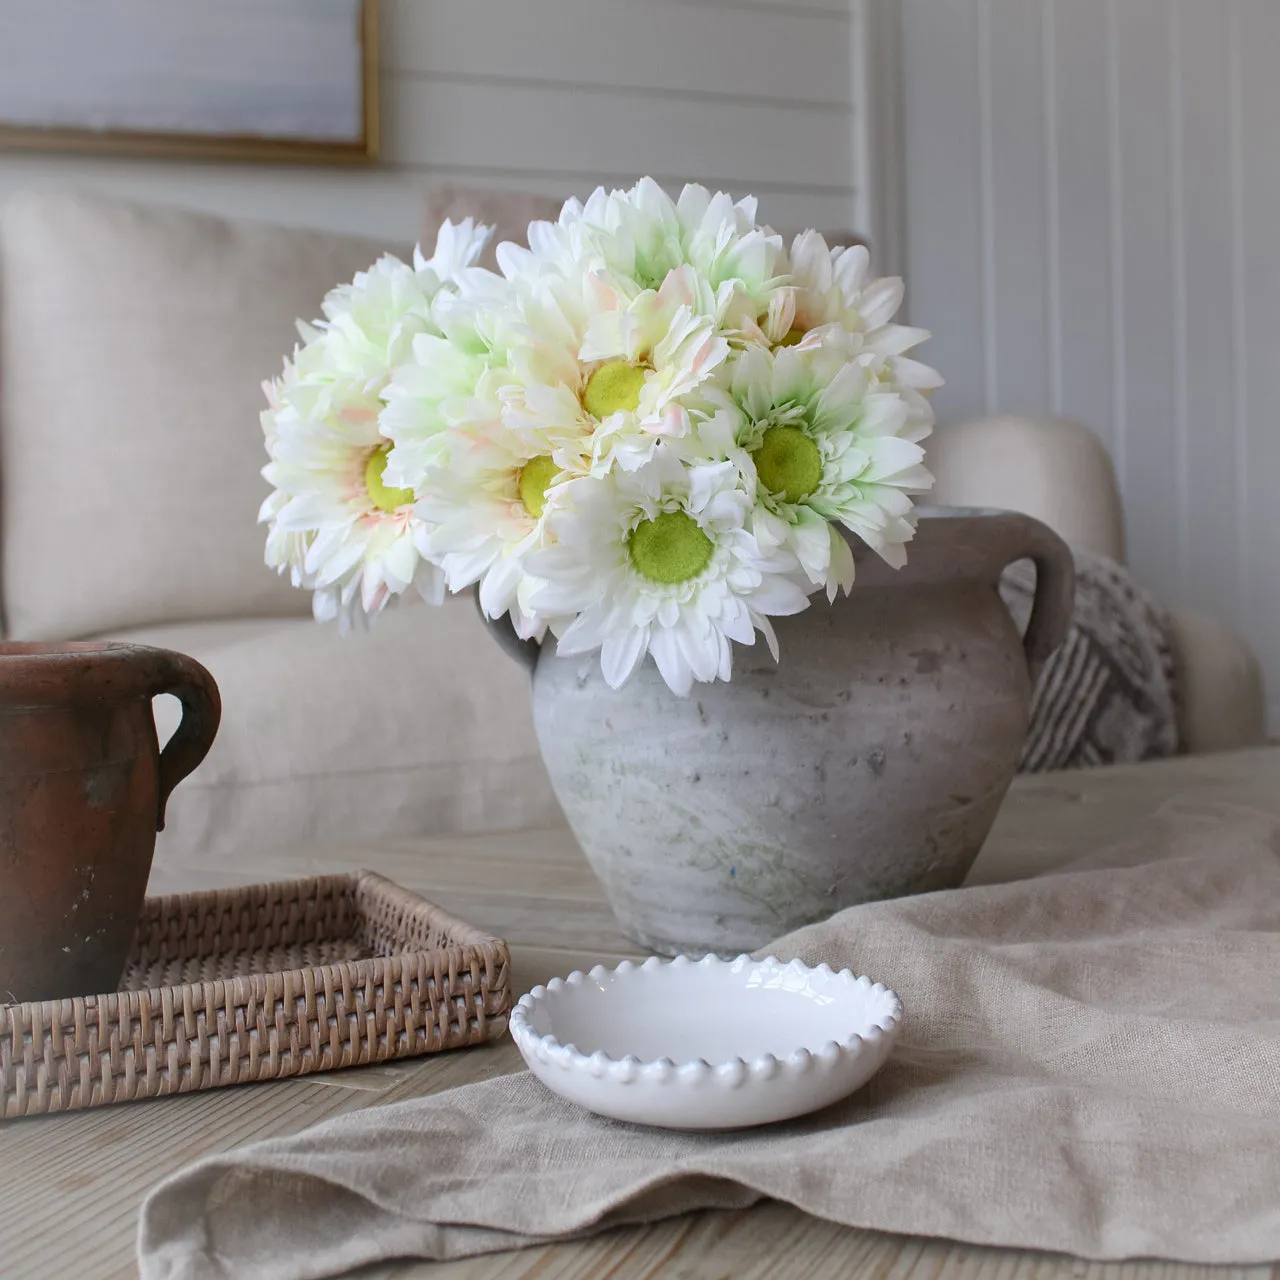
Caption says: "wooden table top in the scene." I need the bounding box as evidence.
[3,745,1278,1279]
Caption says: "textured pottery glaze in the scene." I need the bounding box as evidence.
[489,509,1074,955]
[509,954,902,1130]
[0,643,220,1002]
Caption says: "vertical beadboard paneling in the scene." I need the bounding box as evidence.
[1167,1,1190,595]
[1104,0,1128,485]
[382,0,853,105]
[1111,0,1180,599]
[1227,0,1252,632]
[1044,0,1116,455]
[902,0,1280,727]
[1041,0,1063,416]
[985,0,1049,412]
[975,0,997,410]
[901,0,986,423]
[1174,1,1238,620]
[1238,0,1280,726]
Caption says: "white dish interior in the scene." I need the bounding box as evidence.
[526,956,894,1061]
[510,954,902,1130]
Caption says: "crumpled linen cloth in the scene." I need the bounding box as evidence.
[138,805,1280,1279]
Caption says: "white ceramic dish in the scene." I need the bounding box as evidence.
[509,954,902,1130]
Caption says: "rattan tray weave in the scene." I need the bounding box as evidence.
[1,871,511,1117]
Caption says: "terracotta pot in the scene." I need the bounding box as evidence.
[485,509,1075,955]
[0,643,220,1002]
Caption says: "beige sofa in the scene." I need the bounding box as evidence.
[0,189,1265,866]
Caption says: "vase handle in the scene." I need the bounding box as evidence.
[145,650,222,831]
[475,592,540,673]
[1006,517,1076,681]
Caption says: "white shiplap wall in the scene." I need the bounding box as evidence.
[0,0,866,243]
[902,0,1280,727]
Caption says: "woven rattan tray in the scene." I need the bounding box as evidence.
[1,871,511,1117]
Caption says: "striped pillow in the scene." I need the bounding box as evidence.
[1000,550,1179,772]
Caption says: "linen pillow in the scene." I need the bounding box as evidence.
[1000,548,1180,771]
[0,190,404,639]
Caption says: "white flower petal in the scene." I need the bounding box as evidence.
[600,626,649,689]
[649,626,695,696]
[826,524,857,601]
[857,276,905,329]
[747,574,812,617]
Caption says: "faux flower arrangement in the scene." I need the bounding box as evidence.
[260,179,941,695]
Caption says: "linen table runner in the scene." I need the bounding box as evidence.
[139,805,1280,1278]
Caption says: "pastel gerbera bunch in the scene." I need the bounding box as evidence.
[260,218,493,628]
[261,179,941,694]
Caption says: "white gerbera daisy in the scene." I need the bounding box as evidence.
[259,219,492,629]
[315,218,494,383]
[526,447,810,695]
[378,333,501,495]
[379,272,583,639]
[260,360,312,585]
[429,262,729,484]
[585,178,786,307]
[697,336,935,601]
[756,233,942,395]
[498,179,788,341]
[383,261,592,495]
[576,264,729,472]
[413,409,564,640]
[261,375,438,630]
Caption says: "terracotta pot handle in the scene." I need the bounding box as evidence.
[146,651,222,831]
[1009,519,1076,681]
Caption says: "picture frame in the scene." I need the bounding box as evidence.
[0,0,379,165]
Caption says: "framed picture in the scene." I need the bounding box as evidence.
[0,0,378,164]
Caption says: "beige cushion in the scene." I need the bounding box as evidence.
[928,414,1128,564]
[422,185,561,271]
[0,190,402,639]
[105,593,561,863]
[1167,607,1267,754]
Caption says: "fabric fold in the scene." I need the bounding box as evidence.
[139,805,1280,1279]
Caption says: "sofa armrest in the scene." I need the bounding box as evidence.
[1167,609,1267,754]
[928,415,1128,564]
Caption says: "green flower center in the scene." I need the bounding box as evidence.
[752,425,823,503]
[583,361,647,419]
[364,447,414,513]
[628,511,714,585]
[776,326,808,347]
[517,454,559,519]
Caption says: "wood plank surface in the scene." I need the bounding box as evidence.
[381,80,854,189]
[381,0,853,105]
[3,747,1278,1279]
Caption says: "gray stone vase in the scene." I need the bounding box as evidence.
[485,509,1075,955]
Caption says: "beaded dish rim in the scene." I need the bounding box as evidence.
[508,952,902,1088]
